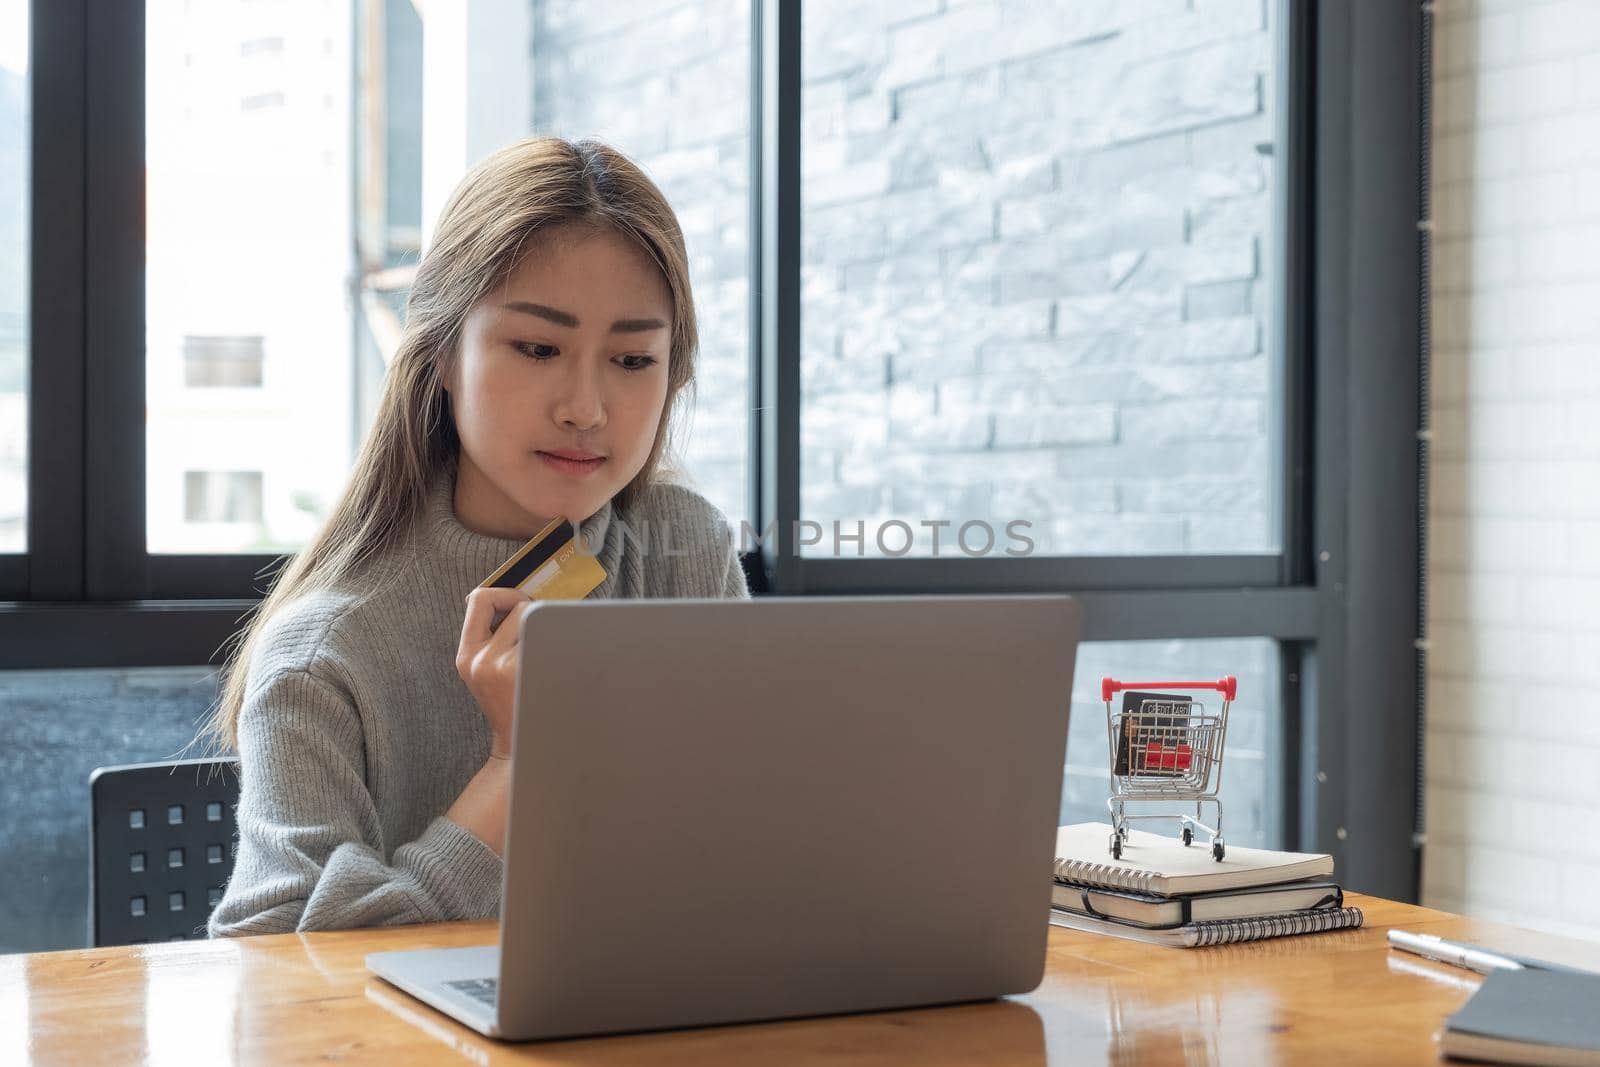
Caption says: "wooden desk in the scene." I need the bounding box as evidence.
[3,893,1597,1065]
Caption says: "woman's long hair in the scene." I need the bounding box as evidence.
[201,137,699,751]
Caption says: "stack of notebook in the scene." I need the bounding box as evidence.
[1048,823,1365,947]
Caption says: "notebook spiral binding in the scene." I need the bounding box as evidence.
[1188,906,1365,946]
[1052,858,1159,894]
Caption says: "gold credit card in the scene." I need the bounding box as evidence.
[478,515,607,600]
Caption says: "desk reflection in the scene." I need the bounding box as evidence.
[1027,926,1375,1066]
[147,941,242,1064]
[363,981,1047,1067]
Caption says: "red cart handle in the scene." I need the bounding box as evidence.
[1102,676,1237,702]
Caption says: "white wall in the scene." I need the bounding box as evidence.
[1425,0,1600,942]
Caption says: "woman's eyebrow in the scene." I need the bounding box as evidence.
[503,301,667,334]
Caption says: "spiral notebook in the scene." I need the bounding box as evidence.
[1054,823,1335,896]
[1049,904,1366,947]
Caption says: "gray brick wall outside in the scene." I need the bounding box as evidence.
[801,0,1275,557]
[531,0,1276,557]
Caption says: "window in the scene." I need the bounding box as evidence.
[238,91,286,111]
[4,0,1427,927]
[147,1,354,554]
[145,0,754,557]
[0,0,26,553]
[799,0,1279,557]
[183,335,265,388]
[239,36,285,58]
[183,471,264,525]
[0,667,221,953]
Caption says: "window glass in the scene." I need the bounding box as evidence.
[0,0,28,552]
[800,0,1279,558]
[146,0,753,554]
[0,667,221,953]
[146,1,356,553]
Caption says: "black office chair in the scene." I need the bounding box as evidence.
[89,757,241,946]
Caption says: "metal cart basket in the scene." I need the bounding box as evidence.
[1102,676,1237,862]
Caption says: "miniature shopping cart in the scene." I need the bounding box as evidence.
[1102,676,1237,862]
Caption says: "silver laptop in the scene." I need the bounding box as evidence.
[368,594,1080,1041]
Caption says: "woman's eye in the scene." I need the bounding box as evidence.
[618,355,659,372]
[516,342,558,360]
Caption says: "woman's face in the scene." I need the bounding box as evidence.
[447,224,673,538]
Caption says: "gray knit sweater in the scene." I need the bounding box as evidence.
[208,466,749,936]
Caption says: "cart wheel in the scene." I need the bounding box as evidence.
[1212,841,1226,862]
[1182,827,1194,847]
[1111,834,1123,860]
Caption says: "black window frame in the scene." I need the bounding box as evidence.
[1,0,1427,900]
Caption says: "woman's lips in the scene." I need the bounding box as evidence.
[537,451,607,477]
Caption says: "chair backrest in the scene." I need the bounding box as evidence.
[89,757,240,946]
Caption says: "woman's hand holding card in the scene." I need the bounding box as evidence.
[456,587,538,760]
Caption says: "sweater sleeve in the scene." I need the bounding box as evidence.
[208,668,502,936]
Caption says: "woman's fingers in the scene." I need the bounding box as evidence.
[486,599,540,658]
[456,588,538,760]
[460,587,533,650]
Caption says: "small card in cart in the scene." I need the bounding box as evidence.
[1113,691,1194,777]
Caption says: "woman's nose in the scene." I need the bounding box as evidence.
[554,360,606,430]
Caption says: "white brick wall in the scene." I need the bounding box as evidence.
[1425,0,1600,943]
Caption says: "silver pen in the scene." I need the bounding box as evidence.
[1388,930,1522,974]
[1388,930,1596,977]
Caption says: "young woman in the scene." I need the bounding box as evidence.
[205,137,748,936]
